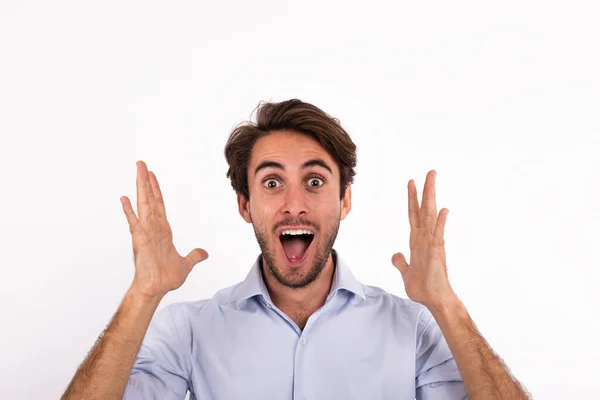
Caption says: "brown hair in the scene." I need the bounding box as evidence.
[224,99,357,200]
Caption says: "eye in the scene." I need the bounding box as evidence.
[263,178,281,189]
[307,176,325,188]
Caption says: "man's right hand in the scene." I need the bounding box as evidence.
[120,160,209,300]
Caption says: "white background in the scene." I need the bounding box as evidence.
[1,0,599,398]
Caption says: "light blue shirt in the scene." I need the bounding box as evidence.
[124,250,467,399]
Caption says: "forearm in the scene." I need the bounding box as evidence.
[429,298,530,400]
[61,288,163,400]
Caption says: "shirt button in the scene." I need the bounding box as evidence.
[266,303,272,308]
[299,337,306,345]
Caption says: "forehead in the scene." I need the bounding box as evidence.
[250,131,338,173]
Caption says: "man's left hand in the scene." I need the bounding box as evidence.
[392,170,457,311]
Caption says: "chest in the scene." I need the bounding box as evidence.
[188,301,418,400]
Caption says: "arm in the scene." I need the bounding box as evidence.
[61,289,163,400]
[429,297,529,399]
[414,309,468,400]
[61,161,208,399]
[124,301,196,399]
[392,170,530,399]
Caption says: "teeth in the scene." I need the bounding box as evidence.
[281,229,313,236]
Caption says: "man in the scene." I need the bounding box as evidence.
[62,99,530,399]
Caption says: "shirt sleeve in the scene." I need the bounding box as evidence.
[123,303,191,400]
[415,308,468,400]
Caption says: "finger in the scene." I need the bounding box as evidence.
[408,179,420,229]
[420,170,438,232]
[144,165,156,204]
[120,196,142,236]
[433,208,449,247]
[184,248,209,270]
[148,171,167,218]
[391,252,409,275]
[136,161,153,222]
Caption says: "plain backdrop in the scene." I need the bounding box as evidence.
[1,0,599,398]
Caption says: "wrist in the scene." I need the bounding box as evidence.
[125,286,164,309]
[427,294,466,323]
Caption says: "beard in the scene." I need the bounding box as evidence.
[252,214,340,289]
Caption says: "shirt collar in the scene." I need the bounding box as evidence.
[233,249,366,310]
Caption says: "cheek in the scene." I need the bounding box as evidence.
[319,192,341,209]
[315,198,342,220]
[249,197,278,227]
[252,197,279,216]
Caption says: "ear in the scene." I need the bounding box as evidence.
[237,193,252,223]
[340,184,352,221]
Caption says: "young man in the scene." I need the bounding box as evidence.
[62,99,530,399]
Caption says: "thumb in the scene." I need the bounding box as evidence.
[391,252,409,275]
[184,248,209,269]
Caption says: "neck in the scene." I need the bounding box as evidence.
[261,253,336,318]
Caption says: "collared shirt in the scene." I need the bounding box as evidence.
[124,250,467,400]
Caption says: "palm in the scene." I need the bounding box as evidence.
[404,227,448,303]
[120,161,208,299]
[131,223,184,294]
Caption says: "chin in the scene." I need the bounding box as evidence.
[272,241,330,289]
[255,223,336,289]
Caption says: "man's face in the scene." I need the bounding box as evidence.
[238,130,352,289]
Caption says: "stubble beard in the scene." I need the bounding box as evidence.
[253,217,340,289]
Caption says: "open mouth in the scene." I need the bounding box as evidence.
[278,229,314,266]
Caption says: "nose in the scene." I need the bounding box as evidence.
[281,183,308,218]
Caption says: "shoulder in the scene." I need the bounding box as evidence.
[362,284,434,330]
[158,280,244,319]
[362,283,423,310]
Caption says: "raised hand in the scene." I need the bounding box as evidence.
[120,161,208,299]
[391,170,456,310]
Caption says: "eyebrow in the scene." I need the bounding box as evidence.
[254,158,333,176]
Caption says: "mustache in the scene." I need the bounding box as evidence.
[272,218,319,235]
